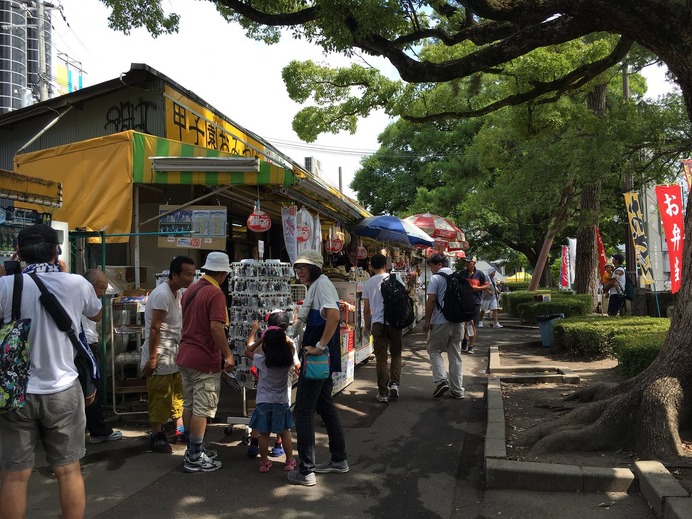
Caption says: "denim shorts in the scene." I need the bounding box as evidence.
[0,381,86,471]
[249,402,293,434]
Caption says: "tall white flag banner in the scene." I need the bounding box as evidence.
[313,213,322,252]
[281,206,298,264]
[568,238,577,284]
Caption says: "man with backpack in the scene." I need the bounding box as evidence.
[423,254,466,399]
[362,254,407,403]
[460,256,489,354]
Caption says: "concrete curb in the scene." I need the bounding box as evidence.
[484,350,692,518]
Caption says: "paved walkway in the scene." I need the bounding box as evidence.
[19,322,654,518]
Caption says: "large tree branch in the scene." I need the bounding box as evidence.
[350,15,593,83]
[216,0,317,25]
[403,37,633,122]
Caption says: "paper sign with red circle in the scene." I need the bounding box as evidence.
[297,224,311,243]
[247,210,272,232]
[325,238,343,252]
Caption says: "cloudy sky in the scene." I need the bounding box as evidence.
[49,1,677,198]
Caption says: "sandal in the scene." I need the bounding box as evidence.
[284,458,297,471]
[259,460,272,473]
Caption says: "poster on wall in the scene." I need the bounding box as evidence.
[157,205,227,250]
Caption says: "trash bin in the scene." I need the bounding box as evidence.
[536,313,565,348]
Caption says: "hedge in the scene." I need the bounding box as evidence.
[503,290,591,322]
[551,316,669,367]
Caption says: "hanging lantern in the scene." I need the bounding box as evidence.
[247,200,272,232]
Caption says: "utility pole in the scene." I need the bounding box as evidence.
[622,62,637,284]
[37,0,49,101]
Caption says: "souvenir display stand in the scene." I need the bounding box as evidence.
[225,259,296,437]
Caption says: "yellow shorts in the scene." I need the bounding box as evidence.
[146,372,183,424]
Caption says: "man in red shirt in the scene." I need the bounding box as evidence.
[177,252,234,473]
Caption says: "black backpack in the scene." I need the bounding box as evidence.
[434,271,476,323]
[622,274,636,301]
[381,274,415,329]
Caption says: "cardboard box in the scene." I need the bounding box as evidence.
[533,294,551,302]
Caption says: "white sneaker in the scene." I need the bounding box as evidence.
[493,323,503,328]
[478,321,484,328]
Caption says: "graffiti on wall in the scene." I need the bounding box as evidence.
[104,98,157,133]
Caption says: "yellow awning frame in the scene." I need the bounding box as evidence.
[0,169,62,208]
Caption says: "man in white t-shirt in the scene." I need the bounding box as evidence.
[479,268,503,328]
[362,253,404,404]
[423,253,464,400]
[604,253,626,316]
[141,256,196,453]
[0,224,102,519]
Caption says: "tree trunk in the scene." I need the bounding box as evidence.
[573,185,601,306]
[521,71,692,462]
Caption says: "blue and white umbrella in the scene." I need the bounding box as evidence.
[350,215,435,248]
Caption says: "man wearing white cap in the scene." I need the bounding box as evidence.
[479,268,503,328]
[177,251,234,473]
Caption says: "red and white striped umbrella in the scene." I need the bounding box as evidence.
[404,213,467,250]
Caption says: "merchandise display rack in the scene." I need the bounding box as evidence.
[225,259,296,437]
[110,299,148,415]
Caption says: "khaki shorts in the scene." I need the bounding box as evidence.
[178,365,221,418]
[0,381,86,471]
[146,372,183,424]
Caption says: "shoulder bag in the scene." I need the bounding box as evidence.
[28,273,99,400]
[0,274,32,413]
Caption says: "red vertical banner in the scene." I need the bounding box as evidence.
[655,184,685,293]
[595,226,607,281]
[682,160,692,193]
[560,245,570,289]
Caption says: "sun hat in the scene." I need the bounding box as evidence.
[294,249,324,268]
[17,224,59,247]
[201,251,231,273]
[487,267,496,275]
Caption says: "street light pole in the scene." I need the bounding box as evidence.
[622,62,637,285]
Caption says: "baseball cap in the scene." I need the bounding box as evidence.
[467,255,478,263]
[17,224,59,247]
[294,249,324,268]
[201,251,231,273]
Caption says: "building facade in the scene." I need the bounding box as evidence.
[0,0,52,114]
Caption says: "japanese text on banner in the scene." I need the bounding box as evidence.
[623,191,655,285]
[655,184,685,293]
